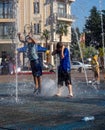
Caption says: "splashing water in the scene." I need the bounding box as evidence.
[41,78,57,96]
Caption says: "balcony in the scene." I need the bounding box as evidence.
[33,14,42,23]
[0,18,15,23]
[0,35,10,39]
[56,13,75,22]
[48,13,75,25]
[62,0,75,2]
[57,0,75,2]
[0,36,12,44]
[68,0,75,2]
[50,13,75,22]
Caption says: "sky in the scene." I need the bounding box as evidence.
[71,0,105,32]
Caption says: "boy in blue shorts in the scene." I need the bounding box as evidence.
[17,33,42,95]
[52,42,73,97]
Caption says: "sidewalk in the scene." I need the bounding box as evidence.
[0,70,104,83]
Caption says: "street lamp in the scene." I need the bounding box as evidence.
[24,23,33,36]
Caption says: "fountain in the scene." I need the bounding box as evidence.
[11,0,19,103]
[73,26,89,85]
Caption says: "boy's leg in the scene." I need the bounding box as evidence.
[54,73,63,96]
[33,76,39,94]
[67,84,73,97]
[33,76,38,89]
[37,76,42,93]
[65,72,73,97]
[55,70,63,96]
[56,85,62,96]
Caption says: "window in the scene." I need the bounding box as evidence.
[34,1,39,14]
[34,23,41,34]
[0,23,15,39]
[58,2,66,16]
[0,0,13,18]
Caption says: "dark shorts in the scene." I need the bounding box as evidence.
[58,69,72,87]
[30,59,42,77]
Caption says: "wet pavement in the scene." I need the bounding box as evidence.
[0,71,105,130]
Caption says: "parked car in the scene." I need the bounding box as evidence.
[43,62,49,70]
[43,61,55,72]
[47,63,56,72]
[71,61,92,72]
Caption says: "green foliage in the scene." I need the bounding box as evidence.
[41,29,50,48]
[41,29,50,40]
[56,22,68,42]
[71,27,80,44]
[99,47,105,57]
[71,27,81,59]
[83,46,97,58]
[84,6,105,47]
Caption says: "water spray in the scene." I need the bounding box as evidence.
[99,0,105,70]
[13,0,19,103]
[73,26,89,85]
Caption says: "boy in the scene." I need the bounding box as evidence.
[17,33,42,95]
[52,42,73,97]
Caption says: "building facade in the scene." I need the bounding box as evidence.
[0,0,75,65]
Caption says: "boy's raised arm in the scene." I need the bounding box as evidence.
[61,45,65,59]
[52,50,58,56]
[17,33,26,44]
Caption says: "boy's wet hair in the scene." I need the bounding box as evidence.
[56,42,63,49]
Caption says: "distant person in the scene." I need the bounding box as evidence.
[17,33,42,95]
[52,42,73,97]
[8,57,14,75]
[1,59,6,74]
[1,57,9,75]
[91,54,100,84]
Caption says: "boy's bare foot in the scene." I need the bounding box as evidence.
[33,88,39,95]
[66,94,73,98]
[54,93,61,97]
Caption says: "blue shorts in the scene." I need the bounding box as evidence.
[30,59,42,77]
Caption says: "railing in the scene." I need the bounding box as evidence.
[68,0,75,2]
[0,14,14,19]
[48,13,75,25]
[0,36,10,40]
[51,13,75,21]
[57,13,75,20]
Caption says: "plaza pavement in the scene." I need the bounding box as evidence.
[0,70,105,130]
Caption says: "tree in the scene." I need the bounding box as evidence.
[103,10,105,32]
[83,46,97,58]
[71,27,80,45]
[70,27,81,60]
[84,6,105,48]
[41,29,50,48]
[56,22,68,42]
